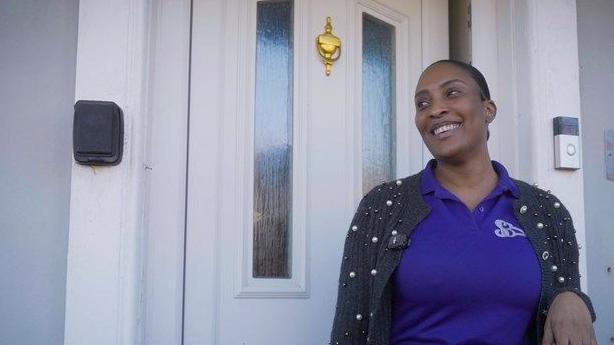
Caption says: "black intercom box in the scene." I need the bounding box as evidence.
[73,100,123,166]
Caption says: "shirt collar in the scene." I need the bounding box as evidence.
[420,159,520,199]
[491,160,520,198]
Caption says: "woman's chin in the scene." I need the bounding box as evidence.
[429,146,467,162]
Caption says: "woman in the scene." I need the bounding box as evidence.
[330,60,596,345]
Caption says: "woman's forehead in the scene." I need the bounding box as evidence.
[416,62,479,94]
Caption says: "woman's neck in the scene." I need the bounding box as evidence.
[433,153,499,210]
[435,156,496,188]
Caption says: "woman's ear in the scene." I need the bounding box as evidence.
[485,100,497,123]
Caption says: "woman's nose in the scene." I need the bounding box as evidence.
[428,99,448,118]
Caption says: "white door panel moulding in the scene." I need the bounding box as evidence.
[228,0,309,299]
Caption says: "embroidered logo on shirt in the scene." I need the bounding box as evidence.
[494,219,526,238]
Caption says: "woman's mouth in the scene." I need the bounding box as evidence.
[431,122,462,137]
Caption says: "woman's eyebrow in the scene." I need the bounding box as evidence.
[440,78,468,88]
[414,79,468,99]
[414,89,429,99]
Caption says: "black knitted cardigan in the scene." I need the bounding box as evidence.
[330,171,596,345]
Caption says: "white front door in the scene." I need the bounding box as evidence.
[183,0,442,344]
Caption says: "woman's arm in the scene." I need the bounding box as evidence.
[330,188,378,345]
[541,197,596,345]
[546,198,596,320]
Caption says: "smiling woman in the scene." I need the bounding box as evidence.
[414,61,496,172]
[330,60,597,345]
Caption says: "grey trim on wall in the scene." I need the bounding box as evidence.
[577,0,614,343]
[0,1,78,344]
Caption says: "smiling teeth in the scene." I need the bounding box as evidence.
[434,123,461,135]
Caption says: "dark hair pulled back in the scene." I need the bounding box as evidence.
[428,59,491,101]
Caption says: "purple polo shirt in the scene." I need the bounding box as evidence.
[390,160,541,345]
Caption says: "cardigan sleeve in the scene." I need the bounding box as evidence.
[547,197,597,322]
[329,188,380,345]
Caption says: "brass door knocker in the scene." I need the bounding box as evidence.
[316,17,341,76]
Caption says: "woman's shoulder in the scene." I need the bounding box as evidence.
[510,177,543,195]
[365,172,423,197]
[357,172,424,209]
[510,178,573,218]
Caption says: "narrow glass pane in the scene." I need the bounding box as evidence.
[253,0,293,279]
[362,14,396,193]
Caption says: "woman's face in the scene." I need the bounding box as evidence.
[414,63,496,162]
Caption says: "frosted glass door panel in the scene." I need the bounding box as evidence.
[253,0,293,278]
[362,14,396,193]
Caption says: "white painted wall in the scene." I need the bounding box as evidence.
[511,0,588,289]
[0,1,78,344]
[470,0,588,287]
[577,0,614,341]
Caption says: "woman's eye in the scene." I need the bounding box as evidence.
[447,89,461,97]
[416,100,429,109]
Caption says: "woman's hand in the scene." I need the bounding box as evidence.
[542,292,596,345]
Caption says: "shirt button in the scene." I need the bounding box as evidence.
[479,206,485,212]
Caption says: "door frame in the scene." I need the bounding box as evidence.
[181,1,447,344]
[147,1,449,344]
[158,0,448,344]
